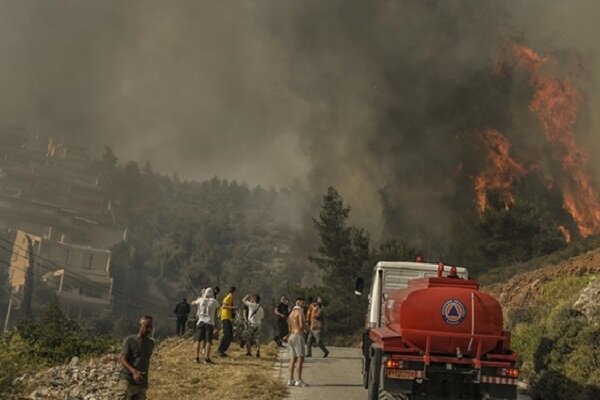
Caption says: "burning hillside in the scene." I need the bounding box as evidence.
[473,45,600,243]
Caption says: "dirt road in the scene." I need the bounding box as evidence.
[277,346,531,400]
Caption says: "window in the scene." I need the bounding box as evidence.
[82,253,93,270]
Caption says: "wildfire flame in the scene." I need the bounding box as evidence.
[512,45,600,237]
[558,225,572,243]
[475,129,526,213]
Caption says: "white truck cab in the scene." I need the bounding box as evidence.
[363,261,469,328]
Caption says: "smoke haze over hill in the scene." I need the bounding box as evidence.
[1,1,600,245]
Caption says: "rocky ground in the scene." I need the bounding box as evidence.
[487,248,600,321]
[8,337,286,400]
[9,354,121,400]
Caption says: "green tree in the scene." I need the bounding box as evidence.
[309,187,371,339]
[472,197,566,269]
[310,187,370,288]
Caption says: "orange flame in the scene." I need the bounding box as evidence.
[475,129,526,213]
[558,225,572,243]
[513,45,600,237]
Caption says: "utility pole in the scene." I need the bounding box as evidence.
[3,288,13,333]
[21,235,35,319]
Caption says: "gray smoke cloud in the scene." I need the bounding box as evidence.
[0,1,311,186]
[1,1,599,247]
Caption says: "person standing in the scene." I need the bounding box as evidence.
[217,286,236,357]
[174,298,191,336]
[242,293,265,357]
[115,316,155,400]
[287,298,308,387]
[306,296,329,358]
[194,288,220,364]
[273,296,289,347]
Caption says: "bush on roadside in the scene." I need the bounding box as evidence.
[0,297,116,397]
[0,332,37,397]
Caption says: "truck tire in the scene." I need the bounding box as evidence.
[367,347,382,400]
[363,355,370,389]
[362,331,372,389]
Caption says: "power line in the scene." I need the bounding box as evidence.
[0,236,198,303]
[0,244,172,317]
[0,257,171,318]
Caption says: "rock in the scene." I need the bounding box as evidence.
[17,353,121,400]
[573,277,600,322]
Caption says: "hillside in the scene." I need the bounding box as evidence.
[9,338,286,400]
[487,249,600,313]
[484,249,600,400]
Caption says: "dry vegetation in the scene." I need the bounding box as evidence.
[149,337,288,400]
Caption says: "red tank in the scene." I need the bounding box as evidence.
[384,277,503,356]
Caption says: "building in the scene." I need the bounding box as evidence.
[0,133,124,248]
[9,230,113,318]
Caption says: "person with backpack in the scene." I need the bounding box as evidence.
[306,296,329,358]
[242,293,265,358]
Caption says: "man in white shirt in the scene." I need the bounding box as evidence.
[242,293,264,358]
[193,287,219,363]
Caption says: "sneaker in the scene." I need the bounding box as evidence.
[323,351,329,358]
[287,379,295,386]
[218,352,228,357]
[194,357,201,363]
[295,380,308,387]
[204,358,215,364]
[244,352,252,357]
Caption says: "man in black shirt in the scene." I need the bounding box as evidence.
[174,298,191,336]
[115,316,155,400]
[273,296,289,347]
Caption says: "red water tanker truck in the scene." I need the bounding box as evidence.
[355,261,518,400]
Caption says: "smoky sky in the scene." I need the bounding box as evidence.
[1,1,600,243]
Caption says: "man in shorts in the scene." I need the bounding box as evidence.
[287,297,308,387]
[242,293,265,357]
[194,287,220,363]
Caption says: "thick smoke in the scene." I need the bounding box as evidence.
[0,1,310,186]
[1,1,599,251]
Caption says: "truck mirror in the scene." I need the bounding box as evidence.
[354,277,364,296]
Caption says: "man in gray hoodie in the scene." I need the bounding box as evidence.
[194,287,220,364]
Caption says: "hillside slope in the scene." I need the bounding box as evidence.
[12,337,287,400]
[487,249,600,314]
[485,249,600,400]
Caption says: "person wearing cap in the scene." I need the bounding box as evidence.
[174,298,191,336]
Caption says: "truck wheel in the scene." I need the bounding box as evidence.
[363,354,370,388]
[366,348,382,400]
[362,330,372,389]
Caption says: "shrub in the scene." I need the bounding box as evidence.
[0,332,37,397]
[16,299,116,364]
[0,297,117,397]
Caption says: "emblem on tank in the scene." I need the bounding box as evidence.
[441,299,467,325]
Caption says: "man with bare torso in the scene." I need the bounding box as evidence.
[287,297,308,387]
